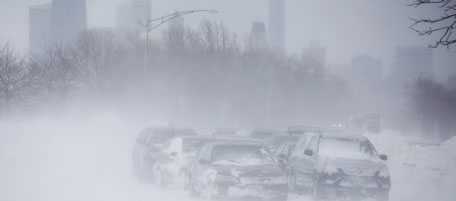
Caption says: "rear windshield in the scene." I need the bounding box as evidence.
[318,137,378,160]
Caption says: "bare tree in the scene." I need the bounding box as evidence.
[74,30,125,94]
[0,42,27,112]
[409,0,456,48]
[31,43,80,102]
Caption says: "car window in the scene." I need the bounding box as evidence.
[318,137,378,160]
[200,145,212,162]
[307,136,318,153]
[274,144,286,156]
[293,136,308,156]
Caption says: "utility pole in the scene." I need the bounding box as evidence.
[137,10,218,119]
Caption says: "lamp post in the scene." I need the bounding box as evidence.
[137,10,218,119]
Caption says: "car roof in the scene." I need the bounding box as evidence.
[207,140,262,147]
[320,134,368,141]
[179,135,218,140]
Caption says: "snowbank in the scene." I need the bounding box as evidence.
[366,131,456,201]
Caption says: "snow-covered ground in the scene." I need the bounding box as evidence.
[0,113,455,201]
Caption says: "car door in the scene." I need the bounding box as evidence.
[292,135,312,187]
[289,135,308,179]
[297,134,319,188]
[193,145,212,190]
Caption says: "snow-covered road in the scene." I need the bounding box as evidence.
[0,114,454,201]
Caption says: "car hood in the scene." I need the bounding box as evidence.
[212,163,284,177]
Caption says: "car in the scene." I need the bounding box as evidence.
[189,141,288,201]
[273,142,296,170]
[263,134,300,151]
[287,133,390,201]
[212,128,239,137]
[248,128,280,141]
[132,126,196,180]
[154,136,221,188]
[285,126,326,135]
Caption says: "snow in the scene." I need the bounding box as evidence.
[0,114,455,201]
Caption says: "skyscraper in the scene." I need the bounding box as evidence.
[249,21,267,50]
[29,4,51,53]
[51,0,87,43]
[268,0,285,51]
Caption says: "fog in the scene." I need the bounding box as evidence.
[0,0,456,201]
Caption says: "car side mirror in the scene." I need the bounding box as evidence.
[199,159,210,165]
[379,154,388,161]
[304,149,314,157]
[170,152,178,157]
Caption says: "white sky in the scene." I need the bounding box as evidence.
[0,0,440,67]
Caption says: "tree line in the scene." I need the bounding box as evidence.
[0,19,455,139]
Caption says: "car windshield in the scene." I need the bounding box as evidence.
[266,135,298,148]
[318,137,378,160]
[212,145,274,166]
[183,139,212,153]
[149,130,175,144]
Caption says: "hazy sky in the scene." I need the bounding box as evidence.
[0,0,440,67]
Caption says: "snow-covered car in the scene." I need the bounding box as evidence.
[154,136,220,188]
[189,141,288,201]
[132,126,196,180]
[287,133,390,201]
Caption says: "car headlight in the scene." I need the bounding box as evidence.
[215,175,240,183]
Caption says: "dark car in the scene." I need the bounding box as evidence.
[132,126,196,180]
[189,141,288,201]
[287,133,390,201]
[273,142,296,169]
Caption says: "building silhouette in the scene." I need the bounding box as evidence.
[392,46,434,83]
[268,0,285,51]
[50,0,87,43]
[249,21,267,50]
[29,4,51,53]
[302,41,326,67]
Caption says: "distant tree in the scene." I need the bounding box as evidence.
[0,42,27,112]
[74,30,125,94]
[408,77,456,139]
[409,0,456,48]
[30,43,79,102]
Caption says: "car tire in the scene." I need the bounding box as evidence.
[312,179,323,201]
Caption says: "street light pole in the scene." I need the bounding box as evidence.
[137,9,218,119]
